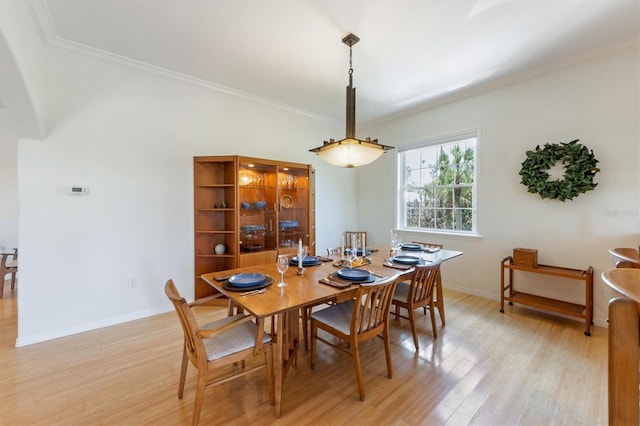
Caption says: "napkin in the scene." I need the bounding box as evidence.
[319,277,352,288]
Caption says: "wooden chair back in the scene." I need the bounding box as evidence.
[165,280,206,368]
[608,297,640,425]
[352,275,399,339]
[407,262,440,306]
[345,231,367,248]
[609,247,640,269]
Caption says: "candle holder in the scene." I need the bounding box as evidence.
[296,266,305,276]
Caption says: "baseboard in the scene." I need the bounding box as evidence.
[15,306,172,347]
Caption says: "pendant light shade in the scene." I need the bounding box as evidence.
[310,33,394,168]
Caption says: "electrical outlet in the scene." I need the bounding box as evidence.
[128,278,137,288]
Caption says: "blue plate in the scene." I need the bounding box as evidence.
[337,268,371,281]
[228,273,266,288]
[291,255,320,266]
[344,249,372,256]
[401,243,423,251]
[392,255,421,265]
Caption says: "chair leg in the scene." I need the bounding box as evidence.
[383,328,393,380]
[429,301,438,339]
[408,308,419,351]
[352,340,365,401]
[0,276,4,299]
[10,271,16,290]
[192,373,207,426]
[178,346,188,398]
[310,321,318,370]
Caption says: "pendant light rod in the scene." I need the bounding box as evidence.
[309,32,394,168]
[343,33,359,139]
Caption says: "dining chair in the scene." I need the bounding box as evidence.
[0,248,18,299]
[164,279,274,425]
[609,247,640,269]
[344,231,367,248]
[391,262,441,350]
[310,274,400,401]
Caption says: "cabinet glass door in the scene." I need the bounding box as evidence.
[238,161,277,253]
[277,166,310,251]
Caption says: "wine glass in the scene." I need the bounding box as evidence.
[277,255,289,287]
[346,243,358,268]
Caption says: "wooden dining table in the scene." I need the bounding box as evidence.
[200,246,463,417]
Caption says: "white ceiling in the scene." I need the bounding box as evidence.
[29,0,639,125]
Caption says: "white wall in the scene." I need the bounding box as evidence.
[14,44,358,345]
[359,42,640,326]
[0,109,19,249]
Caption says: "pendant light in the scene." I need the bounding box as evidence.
[310,33,394,168]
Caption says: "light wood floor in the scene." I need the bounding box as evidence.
[0,281,608,425]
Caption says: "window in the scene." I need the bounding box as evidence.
[398,131,478,234]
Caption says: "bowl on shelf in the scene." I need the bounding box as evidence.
[279,220,298,231]
[240,201,250,209]
[253,200,267,209]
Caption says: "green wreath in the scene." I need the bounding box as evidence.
[519,139,600,201]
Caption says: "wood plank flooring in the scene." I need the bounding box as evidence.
[0,282,608,425]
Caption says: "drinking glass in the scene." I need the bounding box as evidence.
[277,255,289,287]
[346,245,357,268]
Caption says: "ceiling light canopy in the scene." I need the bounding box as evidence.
[310,33,394,168]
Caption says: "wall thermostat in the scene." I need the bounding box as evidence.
[70,186,89,195]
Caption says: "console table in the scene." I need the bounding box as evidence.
[500,256,594,336]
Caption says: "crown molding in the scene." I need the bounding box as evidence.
[26,0,335,123]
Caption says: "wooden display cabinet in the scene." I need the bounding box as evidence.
[500,256,594,336]
[194,156,315,298]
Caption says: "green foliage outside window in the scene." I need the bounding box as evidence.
[401,138,476,232]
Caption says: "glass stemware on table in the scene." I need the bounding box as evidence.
[277,254,289,287]
[346,236,360,268]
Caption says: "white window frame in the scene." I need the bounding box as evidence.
[396,129,480,236]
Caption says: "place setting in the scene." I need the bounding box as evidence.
[398,242,440,253]
[220,272,274,294]
[384,253,431,270]
[319,267,379,288]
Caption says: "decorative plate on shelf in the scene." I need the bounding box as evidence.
[280,194,294,208]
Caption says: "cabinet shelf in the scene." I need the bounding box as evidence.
[500,256,593,336]
[194,155,315,299]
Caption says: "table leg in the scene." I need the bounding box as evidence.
[274,311,284,417]
[434,267,446,326]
